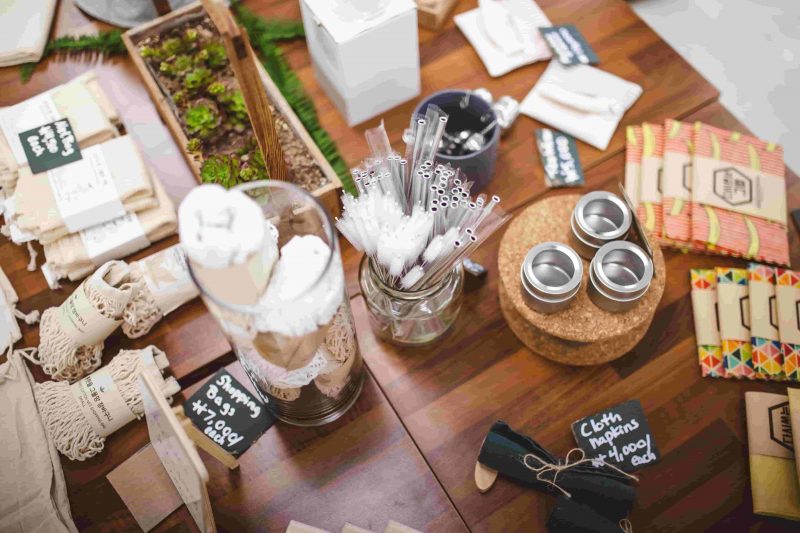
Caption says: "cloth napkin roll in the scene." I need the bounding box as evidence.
[12,135,157,244]
[0,71,119,192]
[43,175,177,281]
[0,0,57,67]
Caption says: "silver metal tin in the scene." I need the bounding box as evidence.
[588,241,653,313]
[520,242,583,313]
[570,191,632,259]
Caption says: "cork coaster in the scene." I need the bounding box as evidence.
[497,193,666,363]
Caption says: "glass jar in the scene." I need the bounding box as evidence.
[188,181,364,427]
[359,256,464,346]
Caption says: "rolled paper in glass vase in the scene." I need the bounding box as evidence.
[180,182,364,426]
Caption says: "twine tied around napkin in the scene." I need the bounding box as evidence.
[34,345,180,461]
[522,448,638,498]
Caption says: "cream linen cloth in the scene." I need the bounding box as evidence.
[0,0,57,67]
[44,174,177,281]
[0,71,119,192]
[12,135,158,244]
[0,265,21,352]
[0,351,78,533]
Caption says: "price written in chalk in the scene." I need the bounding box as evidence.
[571,399,660,472]
[184,369,275,457]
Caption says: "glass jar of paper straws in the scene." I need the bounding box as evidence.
[338,106,509,346]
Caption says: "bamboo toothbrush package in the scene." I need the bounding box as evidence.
[180,183,363,426]
[35,345,180,461]
[0,71,119,193]
[338,109,509,345]
[33,261,137,382]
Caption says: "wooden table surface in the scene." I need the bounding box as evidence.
[2,0,798,532]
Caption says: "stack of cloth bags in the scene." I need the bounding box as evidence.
[626,121,789,266]
[0,0,57,67]
[690,264,800,382]
[0,73,177,281]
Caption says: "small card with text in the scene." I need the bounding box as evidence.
[19,118,82,173]
[571,399,660,472]
[184,369,275,457]
[539,24,599,66]
[536,128,584,188]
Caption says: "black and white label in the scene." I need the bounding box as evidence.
[184,369,275,457]
[536,128,584,187]
[539,24,599,66]
[571,399,660,471]
[19,118,82,174]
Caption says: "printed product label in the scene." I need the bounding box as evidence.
[49,144,125,233]
[71,365,136,437]
[663,152,691,200]
[717,282,750,342]
[80,213,150,266]
[776,284,800,345]
[57,284,120,345]
[0,92,61,165]
[750,278,779,341]
[640,156,662,203]
[691,289,720,346]
[693,155,787,225]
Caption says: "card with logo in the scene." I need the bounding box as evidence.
[539,24,598,66]
[19,118,82,173]
[535,128,584,187]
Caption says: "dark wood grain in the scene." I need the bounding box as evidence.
[1,0,782,531]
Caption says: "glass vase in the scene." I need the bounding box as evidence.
[359,255,464,346]
[188,181,364,427]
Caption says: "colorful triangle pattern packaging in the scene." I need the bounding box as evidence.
[716,267,755,379]
[776,269,800,381]
[624,119,789,265]
[748,263,784,379]
[689,269,725,378]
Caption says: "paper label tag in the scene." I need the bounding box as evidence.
[57,284,120,345]
[663,152,691,200]
[717,281,750,342]
[693,155,787,225]
[0,92,61,165]
[776,283,800,345]
[539,24,598,66]
[750,277,779,341]
[49,144,125,233]
[1,195,35,244]
[141,245,198,315]
[80,213,150,266]
[19,118,82,174]
[691,289,720,346]
[624,161,641,208]
[0,290,20,352]
[536,128,584,187]
[640,155,662,203]
[746,392,793,459]
[71,365,136,437]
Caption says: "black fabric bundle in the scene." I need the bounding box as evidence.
[477,421,637,532]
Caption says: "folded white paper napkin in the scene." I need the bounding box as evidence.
[520,61,643,150]
[455,0,552,77]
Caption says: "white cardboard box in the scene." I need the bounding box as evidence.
[300,0,421,126]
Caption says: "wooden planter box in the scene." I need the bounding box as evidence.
[122,1,342,216]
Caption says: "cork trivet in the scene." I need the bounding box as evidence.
[497,194,666,363]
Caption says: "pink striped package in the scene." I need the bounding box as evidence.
[661,119,696,248]
[690,123,789,266]
[639,123,664,240]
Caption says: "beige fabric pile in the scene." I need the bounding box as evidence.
[0,0,57,67]
[0,71,120,193]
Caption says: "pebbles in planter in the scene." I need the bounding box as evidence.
[10,135,159,244]
[42,175,177,282]
[0,71,120,193]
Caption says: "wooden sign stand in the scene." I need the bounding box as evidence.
[173,405,240,470]
[201,0,289,182]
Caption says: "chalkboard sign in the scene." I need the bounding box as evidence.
[571,400,660,472]
[535,128,584,188]
[184,369,275,457]
[539,24,599,66]
[19,118,82,173]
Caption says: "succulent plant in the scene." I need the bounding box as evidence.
[183,67,212,91]
[221,90,249,124]
[184,28,199,44]
[201,42,228,69]
[200,154,240,188]
[207,81,226,97]
[186,138,202,153]
[162,37,183,56]
[184,103,218,139]
[173,54,193,73]
[172,89,187,105]
[139,45,165,62]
